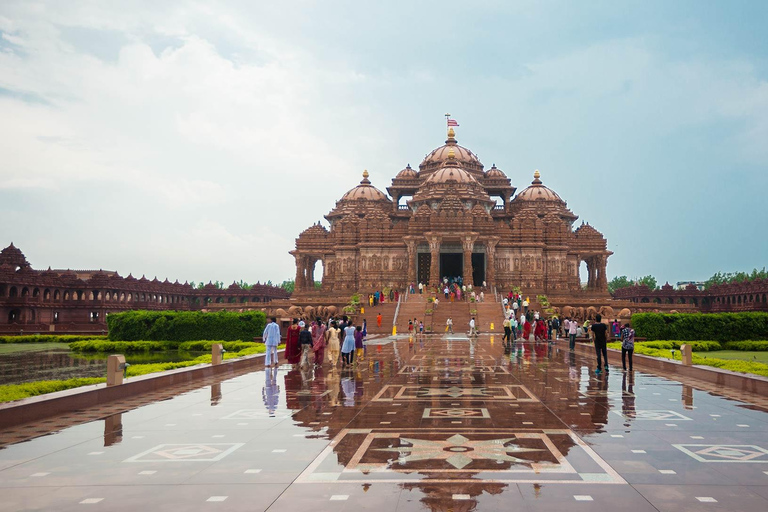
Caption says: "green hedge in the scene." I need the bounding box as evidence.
[107,310,266,341]
[69,340,259,353]
[608,340,722,352]
[605,342,768,377]
[722,340,768,351]
[0,335,107,344]
[632,312,768,341]
[0,378,106,402]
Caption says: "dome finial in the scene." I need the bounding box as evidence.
[362,169,369,179]
[447,147,456,159]
[360,169,371,185]
[447,127,455,139]
[534,169,540,179]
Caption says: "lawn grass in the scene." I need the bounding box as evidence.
[0,342,70,354]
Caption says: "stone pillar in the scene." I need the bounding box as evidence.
[427,234,441,287]
[294,255,305,291]
[462,237,475,287]
[485,238,499,289]
[106,354,126,386]
[597,255,609,292]
[405,238,417,284]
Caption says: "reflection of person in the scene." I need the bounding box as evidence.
[326,369,340,407]
[262,317,281,367]
[622,371,636,419]
[262,367,279,416]
[591,314,609,374]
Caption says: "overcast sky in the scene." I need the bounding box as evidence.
[1,0,766,287]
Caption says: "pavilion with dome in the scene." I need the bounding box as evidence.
[291,127,612,297]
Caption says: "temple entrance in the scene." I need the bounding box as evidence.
[417,253,431,284]
[472,253,485,286]
[440,253,463,281]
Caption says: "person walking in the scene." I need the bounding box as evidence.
[377,313,382,328]
[299,322,313,368]
[621,322,635,371]
[523,297,529,314]
[469,317,478,337]
[503,317,512,347]
[311,317,326,367]
[568,317,578,350]
[326,321,341,368]
[262,317,281,367]
[354,325,364,363]
[286,318,301,369]
[591,314,609,374]
[446,317,454,334]
[341,320,356,368]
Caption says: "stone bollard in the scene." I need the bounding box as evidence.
[680,344,692,366]
[107,354,127,386]
[212,343,225,365]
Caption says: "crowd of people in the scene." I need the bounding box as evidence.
[263,315,369,371]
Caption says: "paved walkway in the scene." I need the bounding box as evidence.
[1,335,767,511]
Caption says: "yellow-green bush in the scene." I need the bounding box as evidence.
[0,378,106,403]
[0,335,107,344]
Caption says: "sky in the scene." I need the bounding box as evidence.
[1,0,766,287]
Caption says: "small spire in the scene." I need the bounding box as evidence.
[361,170,371,184]
[532,169,542,185]
[447,127,455,139]
[447,148,456,159]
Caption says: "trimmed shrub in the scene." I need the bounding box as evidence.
[608,340,722,352]
[107,310,266,341]
[0,378,106,403]
[69,340,260,353]
[0,335,107,344]
[632,312,768,342]
[722,340,768,351]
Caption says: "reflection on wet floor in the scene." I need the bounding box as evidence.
[1,334,768,511]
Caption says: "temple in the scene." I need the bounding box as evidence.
[292,128,612,298]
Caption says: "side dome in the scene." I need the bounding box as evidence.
[485,164,507,179]
[514,170,564,202]
[340,171,391,201]
[395,164,418,179]
[419,128,483,176]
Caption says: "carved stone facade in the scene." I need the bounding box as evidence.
[292,129,612,297]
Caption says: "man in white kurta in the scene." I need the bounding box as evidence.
[263,317,281,367]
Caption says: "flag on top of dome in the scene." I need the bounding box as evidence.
[447,118,459,126]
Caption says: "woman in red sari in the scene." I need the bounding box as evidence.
[285,318,302,369]
[534,318,547,341]
[522,318,532,341]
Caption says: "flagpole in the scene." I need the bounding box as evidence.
[445,113,450,130]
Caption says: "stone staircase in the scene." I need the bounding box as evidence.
[474,298,506,334]
[429,299,471,335]
[361,302,398,335]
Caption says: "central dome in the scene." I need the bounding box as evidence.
[419,128,483,175]
[425,165,478,185]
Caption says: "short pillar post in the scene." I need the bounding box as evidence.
[212,343,224,365]
[680,344,692,366]
[107,354,126,386]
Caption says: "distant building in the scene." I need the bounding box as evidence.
[0,243,290,334]
[676,281,705,291]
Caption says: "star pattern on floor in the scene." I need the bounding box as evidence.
[416,387,491,398]
[374,433,543,469]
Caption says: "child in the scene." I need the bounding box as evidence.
[354,325,364,363]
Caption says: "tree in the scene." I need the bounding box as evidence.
[704,267,768,289]
[608,275,633,294]
[637,275,658,290]
[280,279,295,294]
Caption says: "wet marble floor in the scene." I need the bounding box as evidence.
[1,334,767,511]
